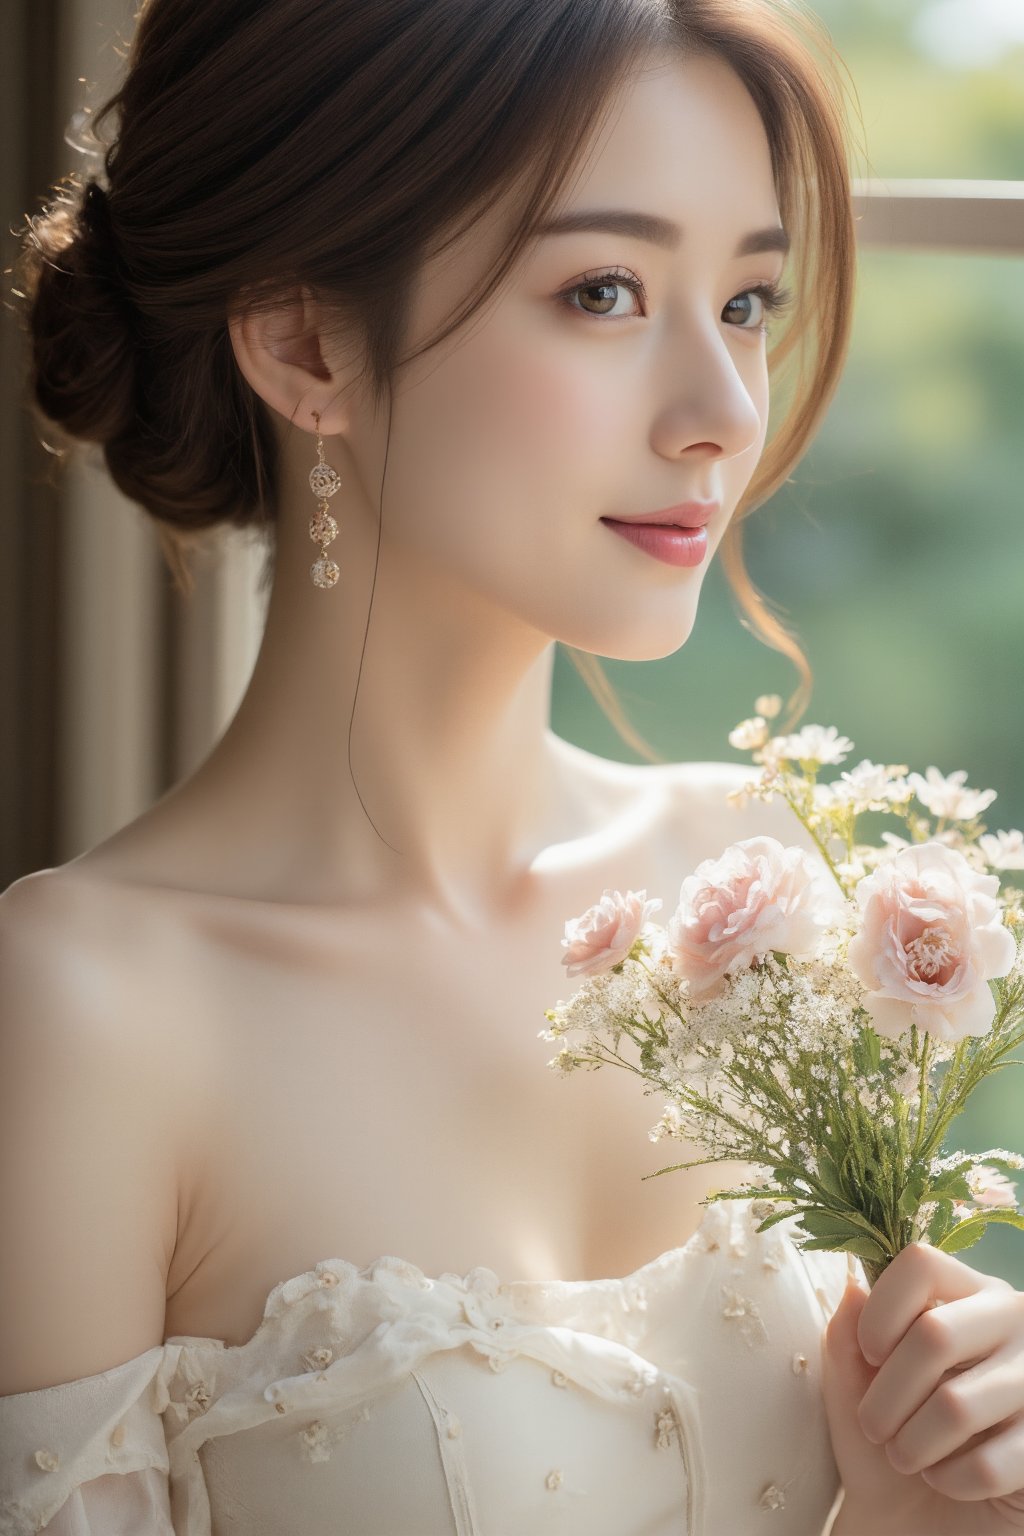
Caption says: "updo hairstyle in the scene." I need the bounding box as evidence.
[15,0,857,740]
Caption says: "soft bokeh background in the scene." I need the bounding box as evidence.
[552,0,1024,1285]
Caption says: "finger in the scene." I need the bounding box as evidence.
[919,1409,1024,1502]
[857,1242,1006,1368]
[858,1287,1018,1447]
[885,1344,1024,1476]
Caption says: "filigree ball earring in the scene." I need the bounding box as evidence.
[309,411,341,589]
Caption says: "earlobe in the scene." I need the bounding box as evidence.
[227,288,351,437]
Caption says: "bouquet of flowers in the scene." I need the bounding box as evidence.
[540,695,1024,1287]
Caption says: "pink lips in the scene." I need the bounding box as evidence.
[608,502,718,529]
[601,503,717,567]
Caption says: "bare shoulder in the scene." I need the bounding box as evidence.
[0,860,213,1142]
[663,757,824,863]
[0,866,198,1391]
[1,859,200,1023]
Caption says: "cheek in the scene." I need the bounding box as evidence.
[385,317,623,536]
[442,317,623,476]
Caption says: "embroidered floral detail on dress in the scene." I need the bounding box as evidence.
[545,1469,563,1490]
[720,1285,769,1347]
[299,1420,332,1463]
[301,1346,334,1373]
[318,1270,339,1288]
[185,1380,211,1417]
[551,1370,569,1388]
[33,1449,58,1473]
[625,1366,658,1397]
[761,1248,783,1273]
[376,1258,431,1288]
[758,1482,787,1510]
[728,1232,749,1259]
[792,1352,809,1374]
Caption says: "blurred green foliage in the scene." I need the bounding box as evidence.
[551,0,1024,1284]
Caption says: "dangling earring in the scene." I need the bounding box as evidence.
[309,411,341,589]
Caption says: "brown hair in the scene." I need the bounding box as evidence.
[15,0,857,755]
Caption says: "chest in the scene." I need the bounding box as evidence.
[162,774,756,1343]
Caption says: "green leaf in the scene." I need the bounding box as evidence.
[799,1208,867,1239]
[898,1167,930,1220]
[935,1209,1024,1255]
[815,1151,847,1202]
[751,1209,799,1233]
[926,1172,972,1202]
[799,1234,887,1261]
[853,1025,882,1075]
[926,1203,958,1245]
[934,1219,989,1255]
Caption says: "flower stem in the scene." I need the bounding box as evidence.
[781,790,849,896]
[914,1032,931,1156]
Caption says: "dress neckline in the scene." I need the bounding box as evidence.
[162,1204,742,1355]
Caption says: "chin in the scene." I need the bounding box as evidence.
[560,600,701,663]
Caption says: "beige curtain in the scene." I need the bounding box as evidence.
[1,0,266,888]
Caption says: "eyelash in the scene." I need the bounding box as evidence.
[559,266,794,333]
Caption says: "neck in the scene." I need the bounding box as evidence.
[158,498,588,928]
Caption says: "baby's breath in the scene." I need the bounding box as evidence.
[545,704,1024,1286]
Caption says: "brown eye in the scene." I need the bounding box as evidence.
[578,281,623,315]
[723,283,793,333]
[561,268,646,320]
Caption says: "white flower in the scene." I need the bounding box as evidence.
[729,716,769,751]
[847,842,1016,1042]
[833,759,912,813]
[648,1102,686,1142]
[979,830,1024,871]
[771,725,854,768]
[755,694,783,720]
[965,1165,1018,1209]
[812,782,842,812]
[908,767,998,822]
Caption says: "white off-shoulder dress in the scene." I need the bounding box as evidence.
[0,1199,854,1536]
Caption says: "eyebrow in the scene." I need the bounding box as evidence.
[534,208,791,258]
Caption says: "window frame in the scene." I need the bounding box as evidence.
[853,178,1024,256]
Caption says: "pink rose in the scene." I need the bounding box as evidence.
[847,842,1016,1042]
[666,836,837,998]
[560,889,662,979]
[966,1166,1018,1209]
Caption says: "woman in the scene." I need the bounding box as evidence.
[3,0,1023,1531]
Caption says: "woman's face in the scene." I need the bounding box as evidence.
[333,48,788,662]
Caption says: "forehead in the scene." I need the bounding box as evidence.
[404,48,781,350]
[563,48,781,238]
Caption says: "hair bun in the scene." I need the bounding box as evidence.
[25,176,138,447]
[79,179,116,258]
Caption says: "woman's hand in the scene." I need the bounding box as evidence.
[821,1241,1024,1534]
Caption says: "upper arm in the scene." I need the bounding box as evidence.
[0,871,180,1394]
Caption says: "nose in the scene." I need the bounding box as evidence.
[648,317,766,465]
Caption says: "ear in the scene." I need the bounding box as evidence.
[227,286,360,439]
